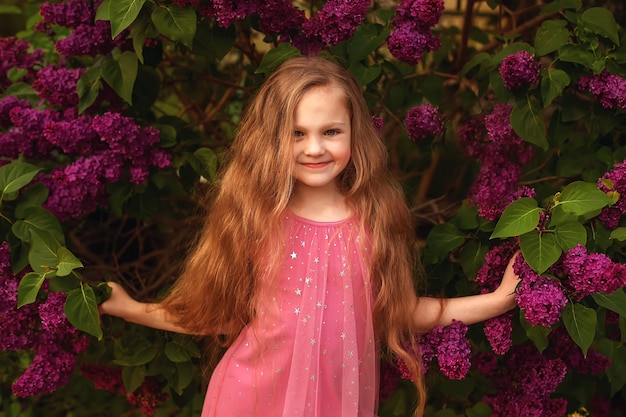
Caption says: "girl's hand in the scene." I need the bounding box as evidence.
[99,281,138,320]
[493,251,522,311]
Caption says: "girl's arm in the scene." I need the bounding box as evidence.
[414,252,521,330]
[99,282,195,335]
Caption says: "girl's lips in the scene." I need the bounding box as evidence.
[302,162,330,168]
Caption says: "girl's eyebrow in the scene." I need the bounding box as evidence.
[294,121,348,128]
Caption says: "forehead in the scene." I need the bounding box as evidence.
[295,85,348,113]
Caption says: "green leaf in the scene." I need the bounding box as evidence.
[557,181,613,215]
[122,366,145,394]
[7,68,28,83]
[77,66,103,113]
[17,272,46,308]
[554,221,587,250]
[188,148,218,182]
[423,223,465,264]
[459,52,490,77]
[129,4,157,63]
[12,206,65,245]
[155,123,177,148]
[540,0,581,14]
[114,337,158,366]
[28,229,61,275]
[562,302,597,357]
[169,361,195,395]
[0,6,21,14]
[346,24,389,65]
[15,182,49,218]
[540,68,570,107]
[3,82,37,99]
[592,289,626,318]
[511,98,548,150]
[459,241,489,279]
[558,44,595,67]
[521,314,551,352]
[581,7,620,46]
[95,0,110,21]
[349,62,381,86]
[152,4,197,49]
[465,402,492,417]
[109,0,147,38]
[101,52,138,104]
[534,20,569,56]
[192,22,235,60]
[519,232,561,273]
[256,43,301,74]
[56,247,83,276]
[164,341,191,363]
[65,284,103,339]
[610,227,626,241]
[0,161,41,203]
[491,198,541,239]
[596,339,626,396]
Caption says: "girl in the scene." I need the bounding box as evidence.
[100,56,520,417]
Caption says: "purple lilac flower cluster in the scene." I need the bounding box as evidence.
[403,103,445,142]
[474,241,518,354]
[597,159,626,229]
[0,37,43,91]
[499,50,542,90]
[42,112,171,220]
[458,104,536,220]
[514,253,568,327]
[578,70,626,110]
[199,0,365,55]
[295,0,369,55]
[388,0,444,65]
[37,0,127,58]
[32,66,85,108]
[561,244,626,301]
[0,105,59,159]
[0,243,89,397]
[0,98,172,220]
[81,364,169,416]
[398,320,471,380]
[482,343,568,417]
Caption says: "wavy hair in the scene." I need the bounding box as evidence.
[161,56,427,416]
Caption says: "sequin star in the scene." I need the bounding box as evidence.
[294,308,300,315]
[295,288,302,296]
[290,252,297,259]
[340,332,346,340]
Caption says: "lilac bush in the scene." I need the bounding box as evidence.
[1,0,626,416]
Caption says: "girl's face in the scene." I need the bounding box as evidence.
[291,85,351,196]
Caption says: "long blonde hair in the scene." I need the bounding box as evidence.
[162,56,427,415]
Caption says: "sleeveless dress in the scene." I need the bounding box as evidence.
[201,211,378,416]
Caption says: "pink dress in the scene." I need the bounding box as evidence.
[201,211,378,416]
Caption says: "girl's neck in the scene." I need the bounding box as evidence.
[289,185,352,222]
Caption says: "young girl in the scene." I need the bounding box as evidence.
[100,56,520,417]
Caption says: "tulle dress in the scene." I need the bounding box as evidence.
[201,211,378,416]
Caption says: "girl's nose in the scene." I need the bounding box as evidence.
[304,136,324,155]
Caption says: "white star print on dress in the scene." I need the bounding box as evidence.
[201,211,377,417]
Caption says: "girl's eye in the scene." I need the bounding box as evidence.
[294,131,303,138]
[325,129,339,136]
